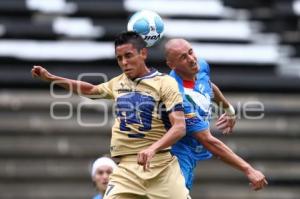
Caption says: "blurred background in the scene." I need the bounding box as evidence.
[1,0,300,198]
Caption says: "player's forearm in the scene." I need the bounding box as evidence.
[46,74,98,96]
[203,136,251,173]
[212,83,235,116]
[149,123,186,153]
[148,110,186,153]
[212,83,230,108]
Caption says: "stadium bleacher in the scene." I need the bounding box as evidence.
[1,0,300,198]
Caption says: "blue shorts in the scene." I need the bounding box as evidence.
[172,142,212,190]
[175,151,197,190]
[171,116,212,190]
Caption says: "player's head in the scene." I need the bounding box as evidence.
[165,39,199,80]
[91,157,117,194]
[115,31,147,51]
[114,31,148,79]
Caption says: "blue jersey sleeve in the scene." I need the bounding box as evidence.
[198,59,210,76]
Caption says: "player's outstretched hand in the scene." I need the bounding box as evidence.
[137,148,155,171]
[216,113,236,135]
[246,168,268,191]
[31,65,52,82]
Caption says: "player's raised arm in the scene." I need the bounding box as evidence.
[193,129,268,190]
[212,82,236,134]
[31,65,100,96]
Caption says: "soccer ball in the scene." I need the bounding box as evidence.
[127,10,164,47]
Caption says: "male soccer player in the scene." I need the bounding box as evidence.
[31,32,189,199]
[165,38,268,191]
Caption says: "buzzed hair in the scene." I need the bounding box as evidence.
[114,31,147,51]
[164,38,189,60]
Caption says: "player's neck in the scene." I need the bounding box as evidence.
[128,65,151,80]
[181,74,196,81]
[174,70,196,81]
[137,65,151,78]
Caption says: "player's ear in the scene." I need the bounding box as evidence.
[140,48,148,59]
[166,59,175,70]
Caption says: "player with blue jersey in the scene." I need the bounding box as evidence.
[169,58,213,190]
[165,38,268,191]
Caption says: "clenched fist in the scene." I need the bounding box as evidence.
[31,65,52,82]
[246,168,268,191]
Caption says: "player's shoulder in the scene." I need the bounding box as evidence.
[108,73,127,83]
[198,58,209,66]
[157,72,172,79]
[156,73,178,84]
[198,58,210,75]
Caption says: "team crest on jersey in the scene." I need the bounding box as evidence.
[120,82,125,88]
[117,81,133,93]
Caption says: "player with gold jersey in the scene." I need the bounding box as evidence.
[31,31,189,199]
[97,69,183,157]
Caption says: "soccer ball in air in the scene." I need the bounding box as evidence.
[127,10,164,47]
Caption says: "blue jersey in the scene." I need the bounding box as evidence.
[170,59,213,189]
[92,194,102,199]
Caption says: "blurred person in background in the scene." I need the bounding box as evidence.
[91,157,117,199]
[165,38,268,191]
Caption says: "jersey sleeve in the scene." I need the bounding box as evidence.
[199,59,210,76]
[96,80,114,99]
[161,76,183,112]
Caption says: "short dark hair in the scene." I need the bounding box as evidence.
[114,31,147,51]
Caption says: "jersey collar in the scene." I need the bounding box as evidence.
[133,68,160,83]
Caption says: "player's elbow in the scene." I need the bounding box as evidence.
[195,131,219,149]
[180,124,186,136]
[176,124,186,138]
[169,111,186,138]
[201,135,226,156]
[212,83,220,93]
